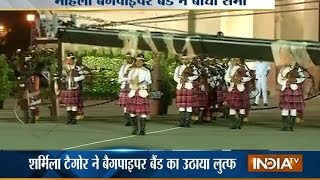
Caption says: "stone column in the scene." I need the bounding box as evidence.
[188,10,196,35]
[274,13,283,39]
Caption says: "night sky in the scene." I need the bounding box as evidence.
[0,11,36,57]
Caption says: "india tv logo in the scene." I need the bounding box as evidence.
[247,154,303,172]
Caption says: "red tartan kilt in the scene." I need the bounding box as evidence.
[59,88,81,107]
[194,88,209,108]
[210,86,227,106]
[216,86,227,105]
[127,92,150,115]
[226,89,250,110]
[77,94,84,114]
[118,88,130,107]
[279,86,305,110]
[176,88,194,108]
[208,87,217,106]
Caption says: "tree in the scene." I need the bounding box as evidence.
[0,54,12,109]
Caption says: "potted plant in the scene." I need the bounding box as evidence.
[0,54,12,109]
[158,53,179,115]
[148,52,177,115]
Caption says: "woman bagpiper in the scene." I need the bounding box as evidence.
[58,54,85,125]
[173,53,199,127]
[277,64,305,131]
[224,58,252,129]
[126,53,152,135]
[117,52,135,126]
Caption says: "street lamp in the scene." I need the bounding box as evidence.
[26,14,35,22]
[0,24,9,40]
[27,14,36,47]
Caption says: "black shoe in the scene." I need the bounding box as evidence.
[198,110,204,122]
[237,115,245,129]
[185,112,192,128]
[139,118,146,135]
[24,111,29,124]
[131,116,138,135]
[193,120,200,124]
[264,103,268,106]
[66,111,72,124]
[252,103,259,106]
[125,122,131,126]
[124,113,131,126]
[71,111,77,125]
[288,116,296,131]
[230,115,237,129]
[29,110,36,124]
[281,116,288,131]
[179,111,186,127]
[30,118,35,124]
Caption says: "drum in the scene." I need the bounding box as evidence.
[247,75,258,99]
[249,89,259,99]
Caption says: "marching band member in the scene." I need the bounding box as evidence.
[74,55,87,120]
[192,56,209,123]
[207,57,225,122]
[127,53,152,135]
[277,64,305,131]
[17,56,41,124]
[59,54,85,125]
[174,53,199,127]
[240,59,254,122]
[118,52,134,126]
[225,58,252,129]
[217,58,230,119]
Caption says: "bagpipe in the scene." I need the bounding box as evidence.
[232,62,259,99]
[124,63,137,79]
[243,62,259,99]
[54,65,80,96]
[180,61,197,89]
[192,57,210,93]
[15,57,43,108]
[286,66,301,85]
[198,58,227,96]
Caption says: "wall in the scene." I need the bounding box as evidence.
[220,11,254,38]
[279,0,319,41]
[194,11,221,35]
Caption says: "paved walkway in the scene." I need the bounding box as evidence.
[0,96,318,150]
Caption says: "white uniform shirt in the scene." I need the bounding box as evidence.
[127,67,152,90]
[64,65,85,90]
[174,64,199,90]
[254,61,271,78]
[277,66,305,91]
[225,65,251,92]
